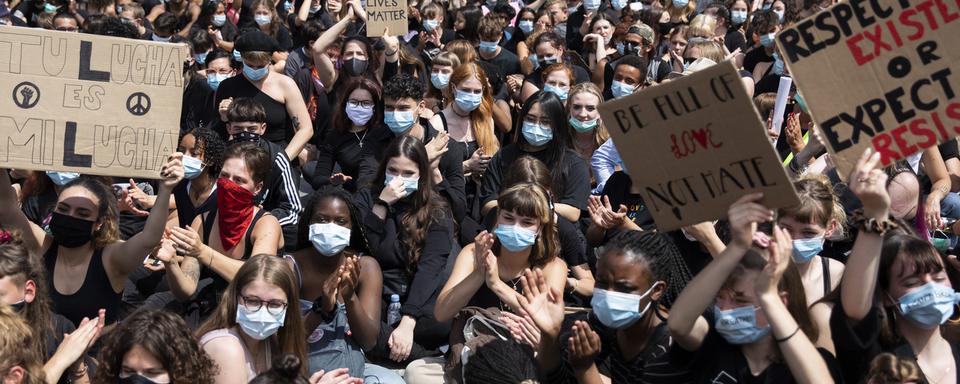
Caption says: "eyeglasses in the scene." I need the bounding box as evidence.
[239,295,287,316]
[348,100,375,109]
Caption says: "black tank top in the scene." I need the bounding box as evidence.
[173,180,217,229]
[44,244,121,326]
[199,208,267,292]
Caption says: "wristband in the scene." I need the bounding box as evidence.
[775,326,800,343]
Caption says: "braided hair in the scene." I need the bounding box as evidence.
[463,339,539,384]
[598,231,693,308]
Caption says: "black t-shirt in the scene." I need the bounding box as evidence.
[672,311,844,384]
[480,144,591,212]
[480,48,522,79]
[181,76,216,134]
[600,171,654,230]
[743,45,773,74]
[724,30,748,53]
[22,187,57,229]
[524,63,591,90]
[214,75,293,144]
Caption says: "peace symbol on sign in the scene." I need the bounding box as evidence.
[126,92,152,116]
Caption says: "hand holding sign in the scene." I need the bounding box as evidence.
[159,152,185,190]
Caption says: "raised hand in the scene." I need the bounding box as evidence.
[338,256,361,300]
[567,320,601,371]
[727,192,774,249]
[518,268,564,339]
[159,152,184,189]
[330,173,354,186]
[755,225,792,295]
[425,131,450,170]
[847,148,889,220]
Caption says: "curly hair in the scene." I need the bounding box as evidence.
[95,309,218,384]
[383,72,424,101]
[0,304,46,384]
[187,126,226,178]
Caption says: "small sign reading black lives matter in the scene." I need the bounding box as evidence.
[0,26,185,179]
[598,62,799,231]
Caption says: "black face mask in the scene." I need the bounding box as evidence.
[118,374,161,384]
[228,131,262,146]
[49,212,95,248]
[343,58,368,76]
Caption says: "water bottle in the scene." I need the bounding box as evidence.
[387,294,402,326]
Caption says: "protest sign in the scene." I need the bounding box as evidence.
[366,0,408,37]
[598,62,799,231]
[776,0,960,177]
[0,27,185,179]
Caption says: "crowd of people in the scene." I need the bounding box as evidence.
[0,0,957,382]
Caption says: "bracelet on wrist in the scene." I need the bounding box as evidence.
[774,326,800,343]
[851,210,896,235]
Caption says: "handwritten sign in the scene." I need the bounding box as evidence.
[0,27,185,179]
[366,0,408,37]
[598,62,799,231]
[776,0,960,177]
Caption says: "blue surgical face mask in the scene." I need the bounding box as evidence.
[714,305,771,344]
[236,305,286,340]
[309,222,352,256]
[430,72,450,90]
[283,0,293,12]
[151,33,172,43]
[494,224,537,252]
[503,30,513,42]
[611,0,628,10]
[194,52,208,66]
[529,54,539,69]
[243,63,269,81]
[672,0,688,8]
[895,282,960,329]
[46,171,80,186]
[518,20,534,34]
[773,9,784,22]
[760,32,776,47]
[791,237,824,263]
[568,116,598,133]
[43,3,58,13]
[762,3,771,10]
[479,40,499,54]
[522,121,553,146]
[213,14,227,26]
[455,89,482,112]
[772,52,785,75]
[384,174,419,196]
[254,14,272,26]
[542,84,568,101]
[591,283,661,329]
[384,111,416,133]
[583,0,600,11]
[182,155,205,180]
[207,73,229,91]
[232,49,242,62]
[731,10,747,25]
[423,19,439,32]
[611,80,636,99]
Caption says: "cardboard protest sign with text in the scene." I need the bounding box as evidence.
[366,0,407,37]
[0,27,185,179]
[776,0,960,178]
[598,62,799,231]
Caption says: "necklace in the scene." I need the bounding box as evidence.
[353,130,368,148]
[918,347,955,384]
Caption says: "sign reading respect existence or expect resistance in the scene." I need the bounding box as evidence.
[598,62,799,231]
[777,0,960,177]
[0,26,186,179]
[366,0,408,37]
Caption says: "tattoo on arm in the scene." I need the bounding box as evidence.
[292,116,302,130]
[184,258,200,282]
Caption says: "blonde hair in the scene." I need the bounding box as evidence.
[0,306,46,384]
[685,38,726,63]
[567,83,610,148]
[667,0,697,22]
[446,63,500,154]
[687,14,717,38]
[432,52,462,70]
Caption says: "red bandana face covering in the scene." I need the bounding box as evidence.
[217,178,255,250]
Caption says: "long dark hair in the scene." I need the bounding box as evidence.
[514,91,571,197]
[97,309,218,383]
[332,77,383,133]
[372,136,450,271]
[456,6,483,43]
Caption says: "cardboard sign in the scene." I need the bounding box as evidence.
[0,27,185,179]
[776,0,960,177]
[598,62,799,231]
[365,0,408,37]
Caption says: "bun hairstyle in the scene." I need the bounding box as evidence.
[779,175,846,239]
[250,354,308,384]
[866,353,922,384]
